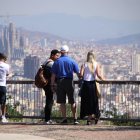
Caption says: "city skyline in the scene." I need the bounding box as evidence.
[0,21,140,81]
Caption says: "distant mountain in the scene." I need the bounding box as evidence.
[1,13,140,41]
[0,24,70,42]
[94,33,140,45]
[24,29,70,42]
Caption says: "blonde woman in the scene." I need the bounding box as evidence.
[80,51,105,125]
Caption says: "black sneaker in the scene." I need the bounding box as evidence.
[74,119,79,125]
[95,113,101,125]
[61,120,68,125]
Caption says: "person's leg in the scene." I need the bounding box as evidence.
[45,95,53,122]
[44,86,53,122]
[65,80,78,120]
[56,79,67,121]
[60,103,66,120]
[0,86,6,119]
[1,104,6,116]
[71,103,77,119]
[95,113,101,125]
[87,115,92,121]
[86,115,92,125]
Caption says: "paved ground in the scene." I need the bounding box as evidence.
[0,122,140,140]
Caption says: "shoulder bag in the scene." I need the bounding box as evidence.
[92,74,101,98]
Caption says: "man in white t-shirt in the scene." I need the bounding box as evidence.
[0,53,9,123]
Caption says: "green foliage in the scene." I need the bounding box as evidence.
[6,95,24,122]
[104,107,140,126]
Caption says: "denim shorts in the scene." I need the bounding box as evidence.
[0,86,6,104]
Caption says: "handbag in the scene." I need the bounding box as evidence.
[92,74,101,98]
[78,64,85,97]
[78,78,84,97]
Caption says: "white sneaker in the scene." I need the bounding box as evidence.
[1,118,8,123]
[43,120,56,124]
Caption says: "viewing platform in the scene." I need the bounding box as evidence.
[1,80,140,139]
[0,122,140,140]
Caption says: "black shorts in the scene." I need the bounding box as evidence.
[0,86,6,104]
[56,78,75,104]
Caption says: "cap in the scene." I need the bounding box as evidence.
[60,45,69,53]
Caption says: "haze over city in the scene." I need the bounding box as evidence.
[0,0,140,40]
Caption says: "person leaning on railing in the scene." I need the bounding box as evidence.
[51,45,80,125]
[79,51,105,125]
[0,53,9,123]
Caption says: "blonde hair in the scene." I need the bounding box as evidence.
[86,51,96,74]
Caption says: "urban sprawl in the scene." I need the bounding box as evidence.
[0,23,140,119]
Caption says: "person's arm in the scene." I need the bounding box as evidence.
[73,60,80,79]
[51,73,56,92]
[96,63,105,81]
[76,71,80,77]
[80,64,84,77]
[76,64,84,82]
[6,65,9,77]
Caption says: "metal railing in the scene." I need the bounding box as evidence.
[4,80,140,122]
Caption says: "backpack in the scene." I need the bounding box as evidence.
[35,61,52,88]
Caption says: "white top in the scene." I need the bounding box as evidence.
[0,62,9,86]
[43,59,54,67]
[83,62,97,81]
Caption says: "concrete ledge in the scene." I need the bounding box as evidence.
[0,123,140,140]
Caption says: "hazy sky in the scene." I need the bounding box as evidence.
[0,0,140,20]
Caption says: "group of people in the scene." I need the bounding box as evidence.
[43,45,105,125]
[0,45,105,125]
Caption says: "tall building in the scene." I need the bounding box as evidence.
[9,23,16,52]
[0,29,4,52]
[56,40,61,48]
[26,38,28,46]
[132,54,140,74]
[0,38,4,52]
[20,35,26,49]
[0,30,4,52]
[3,25,11,61]
[6,33,11,62]
[16,30,20,49]
[4,25,8,52]
[41,38,47,47]
[24,55,40,79]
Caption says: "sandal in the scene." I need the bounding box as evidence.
[95,113,101,125]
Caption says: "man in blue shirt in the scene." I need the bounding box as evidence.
[51,45,80,125]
